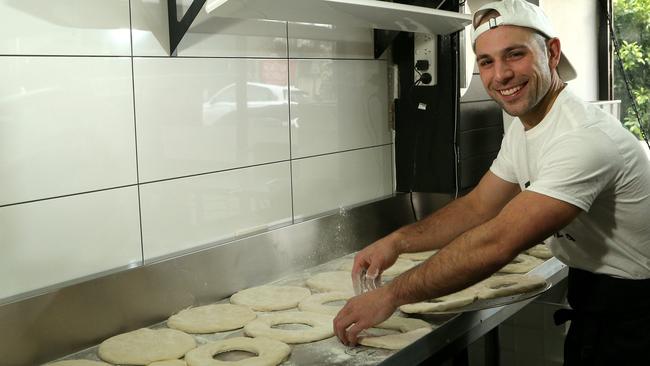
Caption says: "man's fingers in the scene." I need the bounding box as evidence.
[345,320,370,346]
[333,307,355,344]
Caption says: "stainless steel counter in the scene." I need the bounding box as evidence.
[0,193,567,366]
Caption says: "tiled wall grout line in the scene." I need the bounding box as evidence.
[286,21,296,225]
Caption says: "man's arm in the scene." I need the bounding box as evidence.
[352,172,521,277]
[335,189,582,345]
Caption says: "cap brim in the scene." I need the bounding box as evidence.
[558,51,577,81]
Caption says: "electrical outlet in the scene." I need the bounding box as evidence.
[414,33,437,86]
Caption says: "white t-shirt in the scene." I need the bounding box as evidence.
[490,88,650,279]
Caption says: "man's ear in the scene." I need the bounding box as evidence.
[547,38,562,71]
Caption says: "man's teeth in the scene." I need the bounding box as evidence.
[499,85,523,96]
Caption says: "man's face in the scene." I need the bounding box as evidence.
[475,25,552,117]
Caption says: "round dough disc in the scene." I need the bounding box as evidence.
[150,360,187,366]
[399,250,438,261]
[338,258,416,277]
[298,291,353,315]
[244,311,334,344]
[46,361,110,366]
[168,304,256,333]
[399,286,478,314]
[98,328,196,365]
[306,271,353,293]
[477,274,547,299]
[358,317,432,350]
[498,254,543,274]
[185,337,290,366]
[230,286,311,311]
[525,243,553,259]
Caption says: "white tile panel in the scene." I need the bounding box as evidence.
[292,145,393,220]
[140,162,292,261]
[134,57,291,182]
[0,57,137,206]
[288,23,375,59]
[0,0,131,56]
[290,59,391,158]
[0,187,142,301]
[130,0,287,57]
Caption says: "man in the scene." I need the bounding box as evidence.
[333,0,650,364]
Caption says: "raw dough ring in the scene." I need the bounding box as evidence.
[399,287,478,313]
[46,361,111,366]
[399,250,438,261]
[230,285,311,311]
[298,291,353,315]
[98,328,196,365]
[477,274,547,299]
[244,311,334,344]
[358,317,432,350]
[306,271,353,293]
[525,243,553,259]
[185,337,290,366]
[498,254,543,274]
[167,304,256,333]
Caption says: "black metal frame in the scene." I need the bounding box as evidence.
[167,0,207,55]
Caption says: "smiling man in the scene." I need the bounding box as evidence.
[333,1,650,365]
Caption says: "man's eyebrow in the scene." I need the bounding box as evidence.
[476,44,530,59]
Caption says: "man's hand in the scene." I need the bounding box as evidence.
[333,286,398,346]
[352,234,401,279]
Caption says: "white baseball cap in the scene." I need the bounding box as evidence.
[471,0,577,81]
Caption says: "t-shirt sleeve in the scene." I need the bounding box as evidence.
[527,130,620,211]
[489,132,518,183]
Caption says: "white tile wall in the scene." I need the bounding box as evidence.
[140,162,292,261]
[134,57,291,182]
[0,0,393,303]
[292,145,393,220]
[0,56,137,206]
[0,187,141,300]
[290,59,391,158]
[0,0,131,56]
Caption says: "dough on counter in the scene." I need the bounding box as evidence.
[185,337,290,366]
[230,285,311,311]
[306,271,354,293]
[46,361,111,366]
[525,243,553,259]
[359,326,432,350]
[338,258,416,277]
[498,254,543,274]
[399,286,478,314]
[477,274,547,299]
[98,328,196,365]
[244,311,334,344]
[149,360,187,366]
[398,250,438,261]
[167,304,256,333]
[298,291,353,315]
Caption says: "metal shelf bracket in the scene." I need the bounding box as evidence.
[167,0,207,55]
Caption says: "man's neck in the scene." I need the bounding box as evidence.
[520,78,566,131]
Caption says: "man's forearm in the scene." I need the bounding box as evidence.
[390,194,492,254]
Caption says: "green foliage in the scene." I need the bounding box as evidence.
[614,0,650,140]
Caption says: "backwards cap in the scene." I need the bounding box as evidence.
[471,0,577,81]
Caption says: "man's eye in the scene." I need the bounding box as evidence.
[508,51,524,58]
[479,59,492,66]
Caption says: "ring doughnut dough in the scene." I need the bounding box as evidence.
[358,317,432,350]
[399,250,438,261]
[477,274,547,299]
[46,361,111,366]
[244,311,334,344]
[498,254,543,274]
[230,286,311,311]
[185,337,290,366]
[399,287,478,313]
[525,243,553,259]
[306,271,353,293]
[298,291,352,315]
[150,360,187,366]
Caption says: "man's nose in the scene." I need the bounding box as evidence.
[494,60,514,84]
